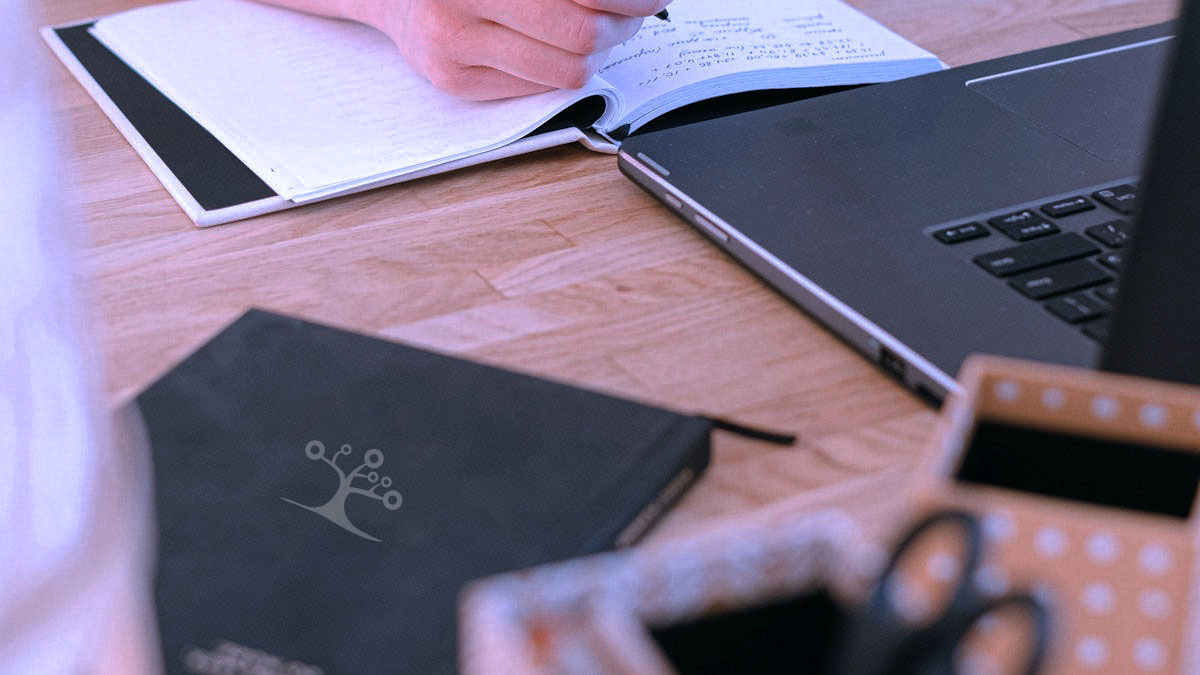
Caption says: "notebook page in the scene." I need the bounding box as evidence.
[90,0,620,201]
[599,0,940,131]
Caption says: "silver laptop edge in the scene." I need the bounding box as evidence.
[963,35,1171,86]
[621,152,961,400]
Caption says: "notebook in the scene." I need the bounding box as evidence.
[42,0,941,225]
[133,309,782,674]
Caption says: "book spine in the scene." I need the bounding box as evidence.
[608,419,713,550]
[613,460,704,548]
[605,415,794,549]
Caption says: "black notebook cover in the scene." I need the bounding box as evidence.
[50,23,277,212]
[134,309,712,674]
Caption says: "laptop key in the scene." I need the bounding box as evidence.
[1083,318,1111,342]
[988,209,1060,241]
[1085,220,1132,248]
[1093,283,1120,304]
[933,222,988,244]
[1097,252,1124,270]
[973,233,1098,277]
[1045,292,1110,323]
[1041,196,1094,218]
[1093,184,1139,214]
[1008,259,1112,299]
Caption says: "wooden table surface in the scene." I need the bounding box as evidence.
[35,0,1176,542]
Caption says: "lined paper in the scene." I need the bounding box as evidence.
[91,0,619,200]
[600,0,941,130]
[90,0,939,199]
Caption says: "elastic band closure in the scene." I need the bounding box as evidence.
[700,416,797,446]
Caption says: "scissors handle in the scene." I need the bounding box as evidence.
[832,509,1053,675]
[868,509,984,618]
[899,590,1052,675]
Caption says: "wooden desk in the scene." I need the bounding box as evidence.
[36,0,1175,542]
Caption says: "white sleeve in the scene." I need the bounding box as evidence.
[0,4,157,673]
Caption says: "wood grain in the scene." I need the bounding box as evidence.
[33,0,1177,540]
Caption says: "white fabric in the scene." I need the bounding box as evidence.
[0,3,154,672]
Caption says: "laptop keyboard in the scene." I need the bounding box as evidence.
[931,183,1140,342]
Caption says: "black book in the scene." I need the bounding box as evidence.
[135,309,731,674]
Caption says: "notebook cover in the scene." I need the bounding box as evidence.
[134,309,711,673]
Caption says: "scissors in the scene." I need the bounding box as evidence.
[828,509,1052,675]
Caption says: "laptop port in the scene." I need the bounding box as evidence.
[913,382,943,408]
[879,347,906,381]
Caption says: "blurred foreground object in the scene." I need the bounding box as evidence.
[460,506,1052,674]
[460,509,878,674]
[463,354,1200,674]
[912,355,1200,673]
[828,508,1051,675]
[0,3,157,673]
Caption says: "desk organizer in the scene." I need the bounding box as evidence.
[460,355,1200,674]
[460,509,876,674]
[911,355,1200,674]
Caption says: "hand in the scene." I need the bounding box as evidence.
[347,0,670,99]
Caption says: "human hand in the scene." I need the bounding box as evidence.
[349,0,670,100]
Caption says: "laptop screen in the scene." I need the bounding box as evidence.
[1101,0,1200,386]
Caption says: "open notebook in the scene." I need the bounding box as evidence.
[44,0,941,225]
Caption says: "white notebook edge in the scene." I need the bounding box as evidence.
[295,128,617,205]
[41,21,616,228]
[40,23,271,227]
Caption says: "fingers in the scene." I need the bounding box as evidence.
[569,0,670,18]
[428,65,557,101]
[388,0,647,99]
[455,21,610,89]
[477,0,643,55]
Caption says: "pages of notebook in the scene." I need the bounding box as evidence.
[90,0,940,203]
[90,0,621,201]
[600,0,941,132]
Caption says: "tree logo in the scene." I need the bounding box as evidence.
[282,440,402,542]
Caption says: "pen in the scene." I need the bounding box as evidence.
[655,10,670,21]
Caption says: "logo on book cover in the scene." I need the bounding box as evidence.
[182,640,323,675]
[283,440,402,542]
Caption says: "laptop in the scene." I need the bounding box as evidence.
[619,5,1200,400]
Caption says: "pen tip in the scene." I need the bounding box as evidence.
[655,10,670,21]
